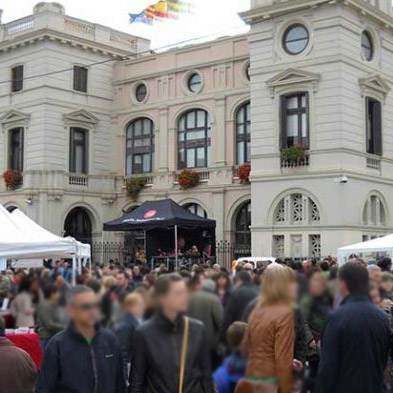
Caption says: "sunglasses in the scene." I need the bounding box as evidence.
[76,302,99,311]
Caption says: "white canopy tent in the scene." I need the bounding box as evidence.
[337,234,393,265]
[0,204,91,284]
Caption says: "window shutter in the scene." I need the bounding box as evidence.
[373,100,382,155]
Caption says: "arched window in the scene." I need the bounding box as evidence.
[126,118,154,175]
[363,195,386,226]
[183,203,207,218]
[178,109,210,169]
[236,102,251,164]
[233,201,251,256]
[64,207,93,244]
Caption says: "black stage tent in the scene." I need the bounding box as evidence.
[103,199,216,268]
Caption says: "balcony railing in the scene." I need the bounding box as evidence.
[123,175,154,187]
[281,154,310,168]
[173,169,210,184]
[68,174,88,186]
[366,156,381,170]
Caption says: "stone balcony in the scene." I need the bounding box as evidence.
[0,2,149,54]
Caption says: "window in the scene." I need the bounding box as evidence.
[178,109,210,169]
[73,66,88,92]
[363,195,386,226]
[366,97,382,155]
[11,65,24,92]
[135,83,147,103]
[361,31,374,61]
[283,24,309,55]
[8,128,24,171]
[234,201,251,256]
[69,127,88,174]
[236,102,251,164]
[126,118,154,175]
[183,203,207,218]
[281,92,309,149]
[187,73,202,93]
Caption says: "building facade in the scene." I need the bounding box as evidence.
[1,0,393,260]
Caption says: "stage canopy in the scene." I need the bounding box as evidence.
[337,234,393,264]
[103,199,216,232]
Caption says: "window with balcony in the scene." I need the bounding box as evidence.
[178,109,210,169]
[366,97,382,155]
[8,127,24,171]
[126,118,154,175]
[236,102,251,164]
[280,92,309,149]
[73,66,88,92]
[69,127,88,174]
[11,65,24,92]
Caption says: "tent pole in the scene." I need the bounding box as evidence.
[72,256,76,287]
[100,231,104,264]
[175,225,178,271]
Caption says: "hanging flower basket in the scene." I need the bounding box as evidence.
[178,170,200,190]
[125,176,147,201]
[281,145,306,164]
[2,169,23,190]
[238,162,251,183]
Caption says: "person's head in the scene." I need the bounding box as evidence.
[338,261,369,298]
[154,273,189,316]
[55,274,65,288]
[381,272,393,293]
[369,282,382,306]
[66,285,99,328]
[309,270,328,297]
[0,316,5,337]
[226,321,248,351]
[259,263,296,307]
[18,275,32,293]
[122,292,145,319]
[378,257,392,272]
[215,272,231,291]
[367,264,382,285]
[234,271,252,288]
[43,284,60,303]
[116,271,129,289]
[85,278,102,294]
[133,266,141,276]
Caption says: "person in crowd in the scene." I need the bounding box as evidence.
[116,270,135,296]
[113,292,145,380]
[10,275,35,328]
[0,316,37,393]
[368,264,382,286]
[54,273,70,307]
[380,272,393,301]
[188,275,224,369]
[130,273,215,393]
[378,257,392,273]
[214,271,232,307]
[213,321,247,393]
[241,263,296,393]
[318,261,391,393]
[222,271,258,337]
[36,285,125,393]
[36,284,65,349]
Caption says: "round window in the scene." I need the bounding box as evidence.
[283,24,309,55]
[187,73,202,93]
[135,83,147,102]
[361,31,373,61]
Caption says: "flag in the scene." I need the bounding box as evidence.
[129,11,154,25]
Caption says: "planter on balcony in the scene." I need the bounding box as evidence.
[125,176,148,201]
[280,145,309,168]
[2,169,23,190]
[178,170,200,190]
[238,162,251,183]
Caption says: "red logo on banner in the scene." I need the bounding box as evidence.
[143,209,157,219]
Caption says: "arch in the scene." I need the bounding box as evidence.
[3,201,23,212]
[177,197,211,218]
[231,199,251,257]
[228,95,251,122]
[225,194,252,233]
[170,103,214,128]
[62,202,99,237]
[268,188,322,225]
[64,207,93,244]
[361,190,389,226]
[120,112,157,133]
[182,202,208,219]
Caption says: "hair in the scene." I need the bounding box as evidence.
[66,285,94,306]
[43,284,59,300]
[378,257,392,272]
[381,272,393,283]
[123,292,143,308]
[259,263,296,307]
[154,273,184,298]
[226,321,248,350]
[235,271,252,285]
[102,276,117,290]
[339,261,369,295]
[0,316,5,337]
[85,278,102,294]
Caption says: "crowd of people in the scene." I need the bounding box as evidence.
[0,255,393,393]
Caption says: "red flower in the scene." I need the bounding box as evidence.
[178,170,200,190]
[238,162,251,183]
[2,169,23,190]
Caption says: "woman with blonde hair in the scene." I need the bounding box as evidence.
[239,263,296,393]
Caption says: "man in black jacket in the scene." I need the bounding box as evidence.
[130,273,215,393]
[36,285,125,393]
[318,261,391,393]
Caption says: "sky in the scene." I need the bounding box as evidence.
[0,0,250,50]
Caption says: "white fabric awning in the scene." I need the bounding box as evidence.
[337,234,393,264]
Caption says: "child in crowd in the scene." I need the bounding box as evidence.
[213,321,247,393]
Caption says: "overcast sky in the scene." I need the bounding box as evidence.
[1,0,250,50]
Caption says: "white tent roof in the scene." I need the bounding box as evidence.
[0,204,90,259]
[337,234,393,264]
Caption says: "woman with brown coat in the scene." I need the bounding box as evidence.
[241,264,296,393]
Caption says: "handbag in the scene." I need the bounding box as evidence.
[178,316,190,393]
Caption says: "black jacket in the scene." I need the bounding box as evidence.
[130,311,215,393]
[36,324,125,393]
[318,294,391,393]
